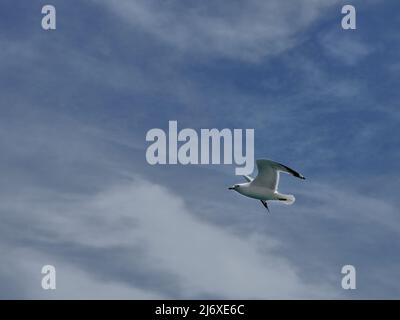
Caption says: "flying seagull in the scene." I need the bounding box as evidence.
[228,159,305,212]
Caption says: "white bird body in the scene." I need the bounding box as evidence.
[233,183,295,203]
[229,159,305,211]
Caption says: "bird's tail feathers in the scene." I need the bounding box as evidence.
[278,194,295,205]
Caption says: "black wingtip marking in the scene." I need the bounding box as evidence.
[279,162,305,180]
[259,159,305,181]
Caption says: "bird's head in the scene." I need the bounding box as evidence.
[228,184,240,191]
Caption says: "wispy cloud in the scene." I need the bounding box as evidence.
[319,29,373,65]
[96,0,340,62]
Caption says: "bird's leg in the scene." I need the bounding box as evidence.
[260,200,270,213]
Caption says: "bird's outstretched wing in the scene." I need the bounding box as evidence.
[251,159,305,190]
[242,175,253,182]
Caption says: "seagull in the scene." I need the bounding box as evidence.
[228,159,305,212]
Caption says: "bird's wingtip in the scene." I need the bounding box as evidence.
[296,173,306,180]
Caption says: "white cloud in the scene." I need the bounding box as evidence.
[0,179,336,299]
[0,245,164,299]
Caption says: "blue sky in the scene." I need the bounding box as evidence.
[0,0,400,298]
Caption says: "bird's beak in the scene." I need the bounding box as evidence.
[228,186,235,190]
